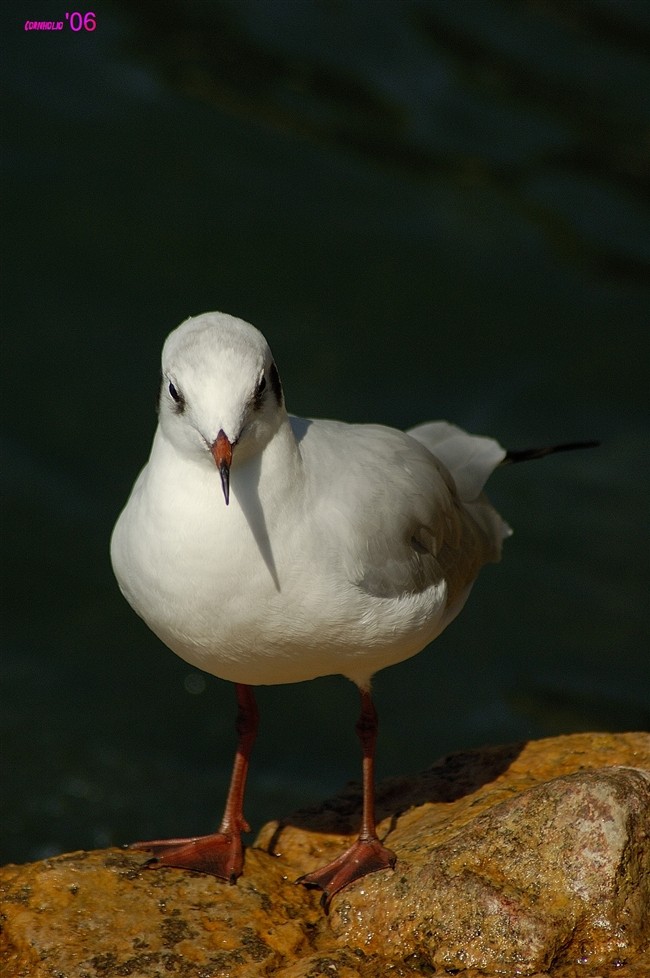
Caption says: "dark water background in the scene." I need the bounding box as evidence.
[2,0,649,865]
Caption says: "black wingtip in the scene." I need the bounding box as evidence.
[504,440,600,465]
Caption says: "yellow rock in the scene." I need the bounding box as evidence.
[1,733,649,977]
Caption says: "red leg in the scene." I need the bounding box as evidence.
[297,686,396,910]
[131,683,259,884]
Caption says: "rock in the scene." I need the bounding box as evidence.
[0,846,314,977]
[324,767,650,974]
[1,732,649,977]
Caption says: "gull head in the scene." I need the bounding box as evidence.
[158,312,285,504]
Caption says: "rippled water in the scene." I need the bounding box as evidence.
[1,0,648,865]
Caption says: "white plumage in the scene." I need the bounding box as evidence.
[111,312,509,688]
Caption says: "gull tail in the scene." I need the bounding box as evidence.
[503,440,600,465]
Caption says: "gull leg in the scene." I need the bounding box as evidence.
[297,686,396,910]
[131,683,259,883]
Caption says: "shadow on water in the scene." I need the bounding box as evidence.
[264,740,525,850]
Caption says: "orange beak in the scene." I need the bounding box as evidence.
[211,429,233,505]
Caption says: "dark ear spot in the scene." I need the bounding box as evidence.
[269,361,283,405]
[253,373,267,411]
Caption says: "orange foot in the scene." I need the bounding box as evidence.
[130,832,244,883]
[297,837,396,911]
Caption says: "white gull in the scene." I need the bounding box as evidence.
[110,311,593,908]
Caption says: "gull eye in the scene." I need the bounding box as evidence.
[168,381,185,411]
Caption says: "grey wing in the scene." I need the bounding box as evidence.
[332,426,504,604]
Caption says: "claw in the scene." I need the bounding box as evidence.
[297,837,396,912]
[130,831,244,882]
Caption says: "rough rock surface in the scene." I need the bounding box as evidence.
[1,732,649,977]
